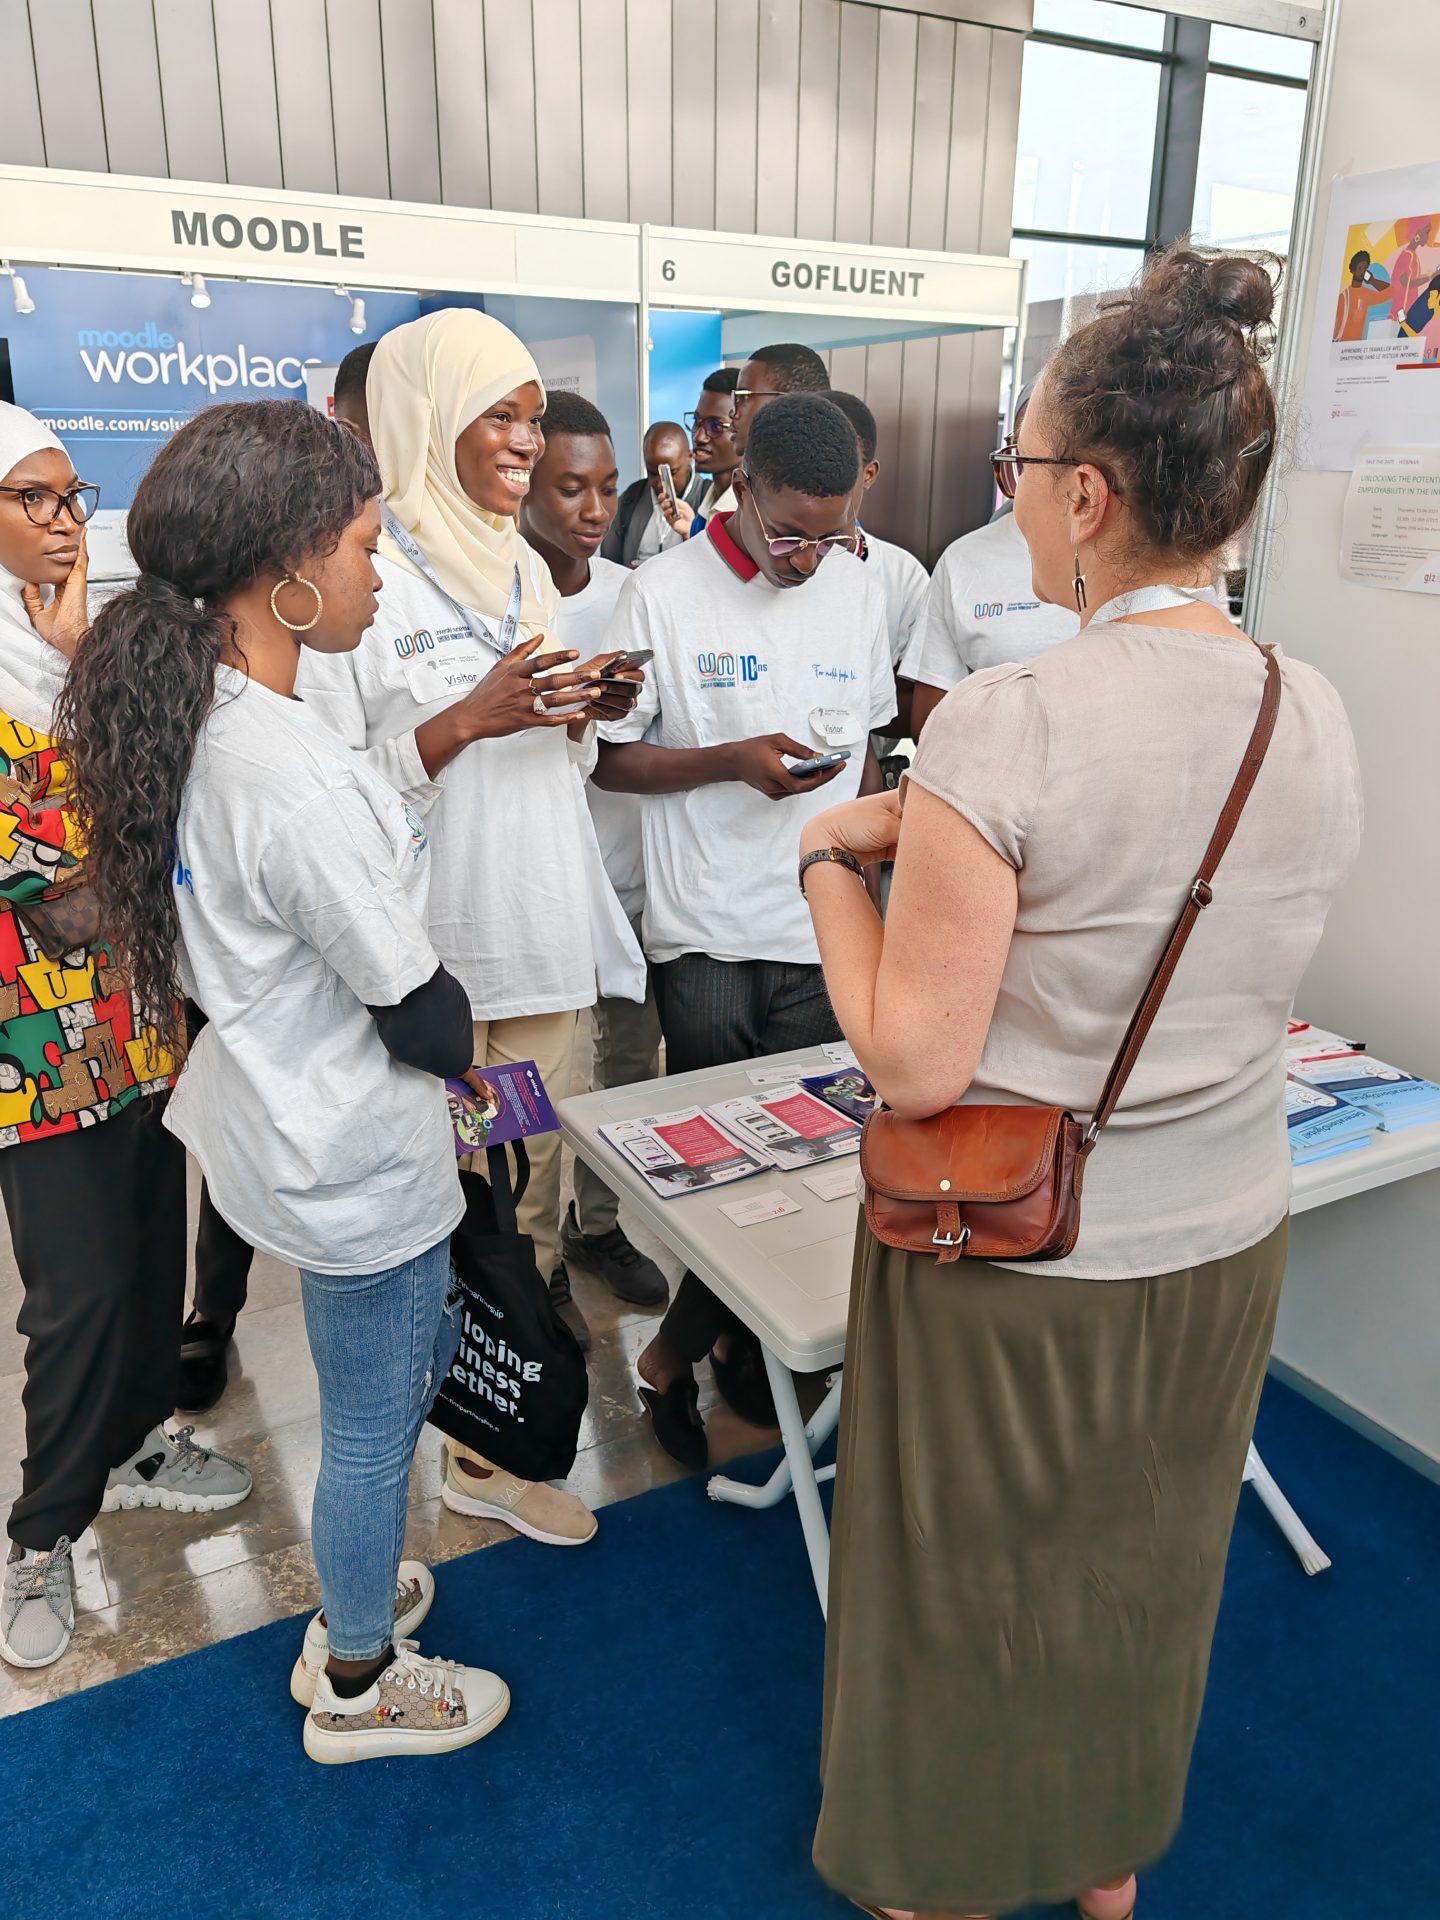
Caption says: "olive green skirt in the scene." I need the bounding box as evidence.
[813,1216,1289,1916]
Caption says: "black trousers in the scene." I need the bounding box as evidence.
[193,1180,254,1325]
[2,1094,188,1548]
[653,954,841,1363]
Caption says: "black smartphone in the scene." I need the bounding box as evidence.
[596,648,654,681]
[788,749,852,777]
[657,463,679,515]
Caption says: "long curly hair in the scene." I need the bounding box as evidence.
[56,400,379,1052]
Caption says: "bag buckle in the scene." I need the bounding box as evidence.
[932,1223,971,1252]
[1190,877,1213,909]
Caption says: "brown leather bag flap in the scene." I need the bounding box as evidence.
[860,1103,1069,1204]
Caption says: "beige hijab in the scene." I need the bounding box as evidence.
[369,309,559,641]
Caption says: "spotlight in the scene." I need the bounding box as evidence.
[2,265,35,315]
[187,272,211,309]
[349,295,366,335]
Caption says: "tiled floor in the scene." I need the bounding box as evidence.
[0,1052,789,1720]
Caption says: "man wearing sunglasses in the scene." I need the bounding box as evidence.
[593,395,893,1471]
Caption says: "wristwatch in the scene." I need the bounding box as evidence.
[798,847,865,894]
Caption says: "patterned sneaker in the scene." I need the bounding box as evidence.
[441,1446,597,1546]
[289,1560,436,1707]
[102,1425,252,1515]
[302,1639,510,1765]
[0,1538,75,1669]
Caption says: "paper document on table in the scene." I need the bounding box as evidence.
[1339,446,1440,593]
[598,1109,769,1198]
[803,1164,865,1202]
[720,1187,804,1227]
[822,1041,860,1067]
[746,1062,825,1086]
[709,1088,861,1170]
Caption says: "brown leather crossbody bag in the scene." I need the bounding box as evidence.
[860,639,1282,1265]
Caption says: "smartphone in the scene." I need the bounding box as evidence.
[595,648,654,683]
[788,749,852,777]
[657,462,679,515]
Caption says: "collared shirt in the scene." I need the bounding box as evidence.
[901,513,1077,690]
[599,514,894,966]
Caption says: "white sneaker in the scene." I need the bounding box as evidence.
[441,1446,597,1547]
[0,1538,74,1669]
[289,1560,435,1707]
[302,1639,510,1766]
[102,1425,252,1515]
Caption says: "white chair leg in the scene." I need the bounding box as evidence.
[1245,1441,1332,1574]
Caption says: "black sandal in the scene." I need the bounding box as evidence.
[709,1334,778,1429]
[638,1375,707,1471]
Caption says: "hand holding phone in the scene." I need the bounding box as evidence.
[657,462,679,516]
[788,749,852,778]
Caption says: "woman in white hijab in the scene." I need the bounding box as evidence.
[298,310,642,1550]
[0,404,250,1674]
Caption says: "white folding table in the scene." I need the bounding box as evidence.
[560,1050,1440,1615]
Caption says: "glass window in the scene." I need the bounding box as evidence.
[1209,24,1314,81]
[1013,42,1161,240]
[1031,0,1167,49]
[1011,237,1146,389]
[1192,74,1308,252]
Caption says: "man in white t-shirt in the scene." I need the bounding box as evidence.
[518,394,670,1337]
[594,394,894,1471]
[826,388,929,743]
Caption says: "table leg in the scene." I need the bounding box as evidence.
[707,1366,843,1617]
[1244,1441,1332,1575]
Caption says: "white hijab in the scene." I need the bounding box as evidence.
[0,402,71,733]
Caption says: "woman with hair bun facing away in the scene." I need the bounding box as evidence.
[59,400,511,1764]
[798,249,1362,1917]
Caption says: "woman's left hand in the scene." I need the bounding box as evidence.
[22,529,89,659]
[801,789,904,866]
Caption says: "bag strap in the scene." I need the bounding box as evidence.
[484,1139,532,1232]
[1083,639,1282,1154]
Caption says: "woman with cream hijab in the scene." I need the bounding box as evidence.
[0,403,249,1673]
[299,310,641,1550]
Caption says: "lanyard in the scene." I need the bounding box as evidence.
[1087,582,1217,626]
[382,507,523,657]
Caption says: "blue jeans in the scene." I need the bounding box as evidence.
[299,1238,460,1660]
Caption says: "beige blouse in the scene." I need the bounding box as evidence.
[906,621,1363,1280]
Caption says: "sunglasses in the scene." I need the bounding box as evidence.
[0,481,101,526]
[743,475,861,560]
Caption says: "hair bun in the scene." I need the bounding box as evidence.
[1199,253,1275,331]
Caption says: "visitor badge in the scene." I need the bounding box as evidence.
[403,648,489,703]
[809,705,863,747]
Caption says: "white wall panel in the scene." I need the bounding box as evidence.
[92,0,169,180]
[794,0,841,242]
[325,0,390,198]
[379,0,442,203]
[832,1,878,244]
[434,0,492,209]
[271,0,339,194]
[715,0,760,235]
[28,0,108,173]
[0,1,46,166]
[152,0,227,183]
[481,0,539,214]
[870,8,917,246]
[625,0,673,226]
[577,0,628,222]
[668,0,716,231]
[213,0,284,191]
[756,0,803,239]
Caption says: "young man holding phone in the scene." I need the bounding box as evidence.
[593,395,893,1470]
[518,394,670,1342]
[603,422,704,567]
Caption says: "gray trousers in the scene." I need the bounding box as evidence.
[573,915,663,1238]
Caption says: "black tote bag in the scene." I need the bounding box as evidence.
[427,1143,589,1483]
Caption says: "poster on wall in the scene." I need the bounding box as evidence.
[1339,447,1440,595]
[1301,161,1440,471]
[0,268,418,507]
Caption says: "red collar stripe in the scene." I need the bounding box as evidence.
[706,510,760,582]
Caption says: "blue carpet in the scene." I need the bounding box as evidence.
[3,1378,1437,1920]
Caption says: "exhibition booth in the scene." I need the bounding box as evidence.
[0,164,1026,576]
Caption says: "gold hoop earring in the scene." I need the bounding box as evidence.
[269,574,323,632]
[1072,549,1088,615]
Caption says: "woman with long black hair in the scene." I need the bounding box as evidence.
[58,399,548,1763]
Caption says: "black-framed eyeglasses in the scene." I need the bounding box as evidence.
[990,435,1114,502]
[0,481,101,526]
[732,387,781,406]
[684,410,735,438]
[742,472,861,560]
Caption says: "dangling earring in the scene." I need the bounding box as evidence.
[1072,548,1088,615]
[269,574,323,632]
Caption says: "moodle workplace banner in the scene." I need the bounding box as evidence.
[4,269,418,506]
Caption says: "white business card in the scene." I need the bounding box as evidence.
[803,1164,864,1202]
[746,1062,819,1086]
[822,1041,860,1068]
[719,1187,804,1227]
